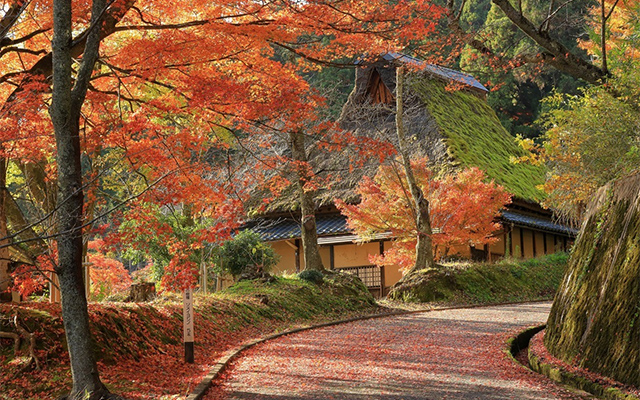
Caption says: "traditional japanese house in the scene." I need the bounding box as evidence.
[246,54,576,297]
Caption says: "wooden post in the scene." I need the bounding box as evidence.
[504,231,508,257]
[49,271,61,303]
[294,239,301,273]
[183,288,194,363]
[82,260,92,298]
[329,245,335,270]
[379,241,386,297]
[532,231,537,257]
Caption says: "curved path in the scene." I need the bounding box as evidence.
[204,302,590,400]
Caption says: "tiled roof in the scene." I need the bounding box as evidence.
[382,53,489,92]
[501,210,578,236]
[250,210,577,242]
[250,214,350,242]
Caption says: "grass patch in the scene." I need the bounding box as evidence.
[0,273,377,399]
[387,252,568,304]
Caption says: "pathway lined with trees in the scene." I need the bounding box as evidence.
[205,302,590,400]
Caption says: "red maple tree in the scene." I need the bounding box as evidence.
[337,158,511,271]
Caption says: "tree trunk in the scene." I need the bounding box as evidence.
[125,282,156,302]
[0,158,9,294]
[50,0,110,397]
[289,131,325,271]
[394,66,436,274]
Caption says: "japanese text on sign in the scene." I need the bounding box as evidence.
[183,288,194,342]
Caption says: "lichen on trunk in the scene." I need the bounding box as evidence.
[0,158,9,294]
[394,66,436,275]
[289,130,325,271]
[545,172,640,387]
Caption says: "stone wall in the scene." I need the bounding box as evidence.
[545,172,640,386]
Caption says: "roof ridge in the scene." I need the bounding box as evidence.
[381,52,488,92]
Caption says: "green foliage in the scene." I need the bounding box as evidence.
[304,64,355,119]
[411,77,546,202]
[388,253,568,304]
[459,0,589,139]
[535,68,640,217]
[118,204,200,280]
[297,269,324,284]
[218,230,279,278]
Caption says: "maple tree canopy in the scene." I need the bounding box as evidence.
[0,0,450,290]
[337,159,511,271]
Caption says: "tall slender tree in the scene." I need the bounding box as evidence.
[50,0,113,397]
[394,66,436,274]
[289,130,326,271]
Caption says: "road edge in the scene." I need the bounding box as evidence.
[524,329,640,400]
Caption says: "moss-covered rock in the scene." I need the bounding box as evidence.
[545,172,640,387]
[387,267,456,303]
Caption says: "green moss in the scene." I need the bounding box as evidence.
[545,177,640,387]
[529,334,640,400]
[411,78,546,202]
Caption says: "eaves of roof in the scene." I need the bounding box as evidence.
[250,214,350,242]
[248,209,578,243]
[501,210,578,237]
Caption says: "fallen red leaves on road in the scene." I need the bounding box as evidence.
[205,303,591,400]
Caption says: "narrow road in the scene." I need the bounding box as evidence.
[205,302,588,400]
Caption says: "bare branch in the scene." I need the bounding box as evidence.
[0,28,49,48]
[0,0,32,43]
[0,47,47,59]
[538,0,575,32]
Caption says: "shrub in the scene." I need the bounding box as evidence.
[298,269,324,284]
[218,230,279,278]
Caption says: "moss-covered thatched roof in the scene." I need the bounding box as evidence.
[255,56,545,214]
[411,77,545,202]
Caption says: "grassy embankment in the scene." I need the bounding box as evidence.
[387,252,569,304]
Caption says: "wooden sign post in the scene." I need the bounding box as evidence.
[183,288,194,363]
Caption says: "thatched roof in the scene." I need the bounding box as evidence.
[256,54,545,214]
